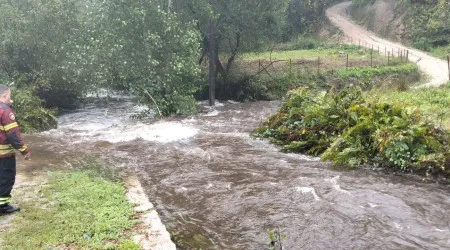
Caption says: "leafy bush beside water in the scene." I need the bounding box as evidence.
[11,86,57,133]
[253,86,450,177]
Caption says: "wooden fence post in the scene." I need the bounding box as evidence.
[317,56,320,74]
[346,54,349,70]
[370,45,373,67]
[388,52,390,66]
[448,56,450,81]
[289,59,292,76]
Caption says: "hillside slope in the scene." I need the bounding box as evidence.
[326,1,448,88]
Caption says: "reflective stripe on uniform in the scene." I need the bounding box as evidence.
[0,144,15,155]
[19,145,28,152]
[0,197,11,205]
[3,122,18,131]
[0,149,15,155]
[0,145,13,150]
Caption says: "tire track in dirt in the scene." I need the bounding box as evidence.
[326,1,448,88]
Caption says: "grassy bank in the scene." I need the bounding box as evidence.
[218,61,420,102]
[371,82,450,129]
[0,169,139,250]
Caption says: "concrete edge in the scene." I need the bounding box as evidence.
[124,175,176,250]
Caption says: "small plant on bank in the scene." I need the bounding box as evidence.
[268,230,286,250]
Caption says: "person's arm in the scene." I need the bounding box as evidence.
[2,109,30,157]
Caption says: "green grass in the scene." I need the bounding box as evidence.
[240,47,383,61]
[369,82,450,129]
[428,45,450,60]
[336,63,418,79]
[1,170,139,250]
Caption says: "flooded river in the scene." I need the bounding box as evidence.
[23,97,450,249]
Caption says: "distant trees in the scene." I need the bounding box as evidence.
[285,0,341,38]
[351,0,449,51]
[408,0,450,50]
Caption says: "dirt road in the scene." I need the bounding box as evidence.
[326,1,449,88]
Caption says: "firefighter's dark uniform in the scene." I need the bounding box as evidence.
[0,102,29,208]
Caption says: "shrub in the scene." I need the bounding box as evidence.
[11,85,57,133]
[253,86,450,177]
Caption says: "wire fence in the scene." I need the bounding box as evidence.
[236,34,450,82]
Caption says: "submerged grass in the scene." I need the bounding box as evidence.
[1,170,139,250]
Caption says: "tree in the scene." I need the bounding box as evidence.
[0,0,88,109]
[84,0,202,115]
[173,0,290,102]
[285,0,341,38]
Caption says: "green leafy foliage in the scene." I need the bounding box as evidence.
[11,85,57,133]
[75,1,203,116]
[0,0,88,108]
[253,86,450,177]
[284,0,342,38]
[408,0,450,51]
[371,82,450,128]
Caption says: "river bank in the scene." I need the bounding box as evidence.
[0,158,175,250]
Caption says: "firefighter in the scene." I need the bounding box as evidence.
[0,84,31,215]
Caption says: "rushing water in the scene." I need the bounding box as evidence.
[25,97,450,249]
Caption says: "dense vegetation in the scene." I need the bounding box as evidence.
[0,0,342,131]
[352,0,450,57]
[253,83,450,178]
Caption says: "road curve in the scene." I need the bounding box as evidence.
[326,1,449,88]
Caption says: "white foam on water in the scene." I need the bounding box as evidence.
[367,202,379,208]
[286,153,320,161]
[85,88,134,99]
[325,176,351,195]
[198,100,225,107]
[202,110,220,117]
[393,222,404,231]
[296,187,321,201]
[97,121,199,143]
[47,119,198,144]
[176,187,188,193]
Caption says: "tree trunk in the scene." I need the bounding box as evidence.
[208,19,216,106]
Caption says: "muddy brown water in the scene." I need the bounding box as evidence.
[22,97,450,249]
